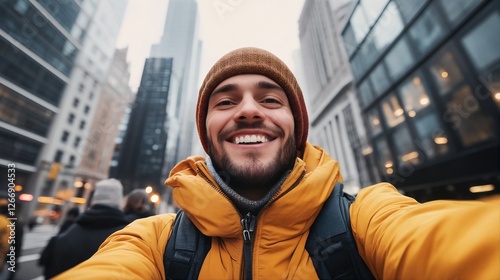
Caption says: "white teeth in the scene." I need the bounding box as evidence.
[234,135,269,144]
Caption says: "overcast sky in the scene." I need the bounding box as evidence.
[116,0,306,92]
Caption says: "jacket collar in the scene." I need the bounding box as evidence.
[165,142,342,239]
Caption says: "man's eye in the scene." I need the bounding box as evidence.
[263,98,280,104]
[216,100,233,106]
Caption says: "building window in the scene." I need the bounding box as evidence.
[399,74,431,117]
[13,0,29,14]
[444,85,495,147]
[429,50,464,95]
[409,6,445,55]
[61,131,69,143]
[74,137,81,148]
[370,63,390,97]
[78,83,84,92]
[342,25,358,55]
[73,98,80,108]
[84,105,90,114]
[394,0,426,23]
[360,0,389,25]
[413,113,450,159]
[367,108,383,136]
[359,34,378,69]
[374,136,394,175]
[79,120,86,129]
[384,38,414,80]
[351,52,366,80]
[381,94,405,128]
[461,11,500,69]
[438,0,482,24]
[68,113,75,124]
[392,124,421,165]
[460,10,500,108]
[358,80,374,108]
[372,2,404,51]
[351,5,371,42]
[399,73,449,160]
[54,150,64,163]
[68,155,76,167]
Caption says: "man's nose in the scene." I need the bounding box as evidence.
[234,95,265,123]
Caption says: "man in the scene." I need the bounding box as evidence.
[55,47,500,279]
[40,178,129,279]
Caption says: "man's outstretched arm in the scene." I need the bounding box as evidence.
[351,183,500,280]
[53,214,176,280]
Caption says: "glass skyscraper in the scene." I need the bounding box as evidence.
[342,0,499,200]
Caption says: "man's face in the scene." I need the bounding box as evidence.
[206,74,296,192]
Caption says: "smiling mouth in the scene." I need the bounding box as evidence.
[231,135,270,144]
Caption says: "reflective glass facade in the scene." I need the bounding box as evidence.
[0,37,66,105]
[0,0,78,75]
[0,0,79,201]
[113,58,173,194]
[343,0,499,200]
[0,84,54,136]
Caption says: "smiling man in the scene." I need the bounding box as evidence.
[55,47,500,280]
[205,74,296,200]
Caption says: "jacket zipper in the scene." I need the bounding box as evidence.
[241,212,256,280]
[198,165,306,280]
[239,170,306,280]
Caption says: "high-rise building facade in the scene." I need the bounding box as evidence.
[0,0,76,204]
[149,0,202,177]
[0,0,128,219]
[299,0,377,194]
[113,58,173,195]
[76,47,133,198]
[341,0,499,200]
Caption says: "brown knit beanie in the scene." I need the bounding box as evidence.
[196,47,309,153]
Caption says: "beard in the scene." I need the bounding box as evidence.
[207,124,297,194]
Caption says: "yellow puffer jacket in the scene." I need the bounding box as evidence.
[55,143,500,279]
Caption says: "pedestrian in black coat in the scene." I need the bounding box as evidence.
[39,178,128,279]
[57,206,80,234]
[124,189,155,222]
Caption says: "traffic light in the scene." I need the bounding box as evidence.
[47,163,62,180]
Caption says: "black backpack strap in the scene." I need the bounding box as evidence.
[306,182,374,280]
[163,210,211,280]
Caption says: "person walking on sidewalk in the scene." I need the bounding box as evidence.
[39,178,129,279]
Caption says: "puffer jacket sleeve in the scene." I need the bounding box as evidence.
[53,213,176,280]
[350,183,500,280]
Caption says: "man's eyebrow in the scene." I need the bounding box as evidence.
[211,84,239,97]
[256,81,284,92]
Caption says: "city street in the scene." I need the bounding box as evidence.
[15,225,58,280]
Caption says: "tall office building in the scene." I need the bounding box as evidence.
[299,0,376,194]
[341,0,499,200]
[0,0,128,219]
[113,57,173,195]
[149,0,202,178]
[75,47,133,199]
